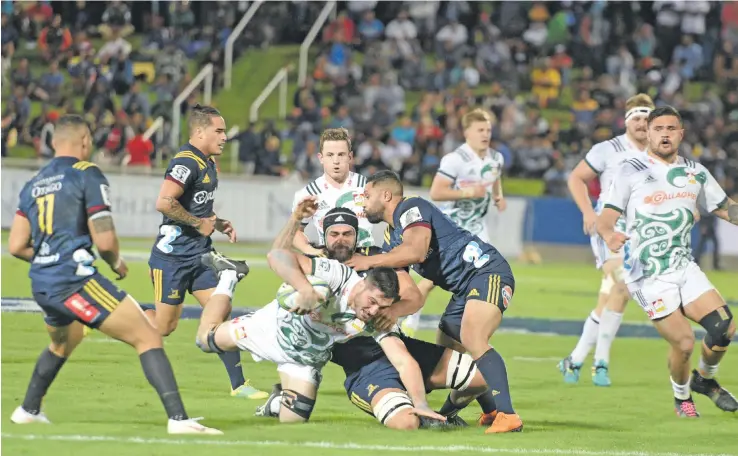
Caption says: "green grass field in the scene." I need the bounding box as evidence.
[2,237,737,456]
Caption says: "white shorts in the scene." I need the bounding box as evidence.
[590,232,623,269]
[228,301,322,385]
[627,261,716,321]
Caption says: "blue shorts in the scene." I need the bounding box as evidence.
[32,273,128,329]
[344,337,446,417]
[148,253,219,305]
[439,272,515,343]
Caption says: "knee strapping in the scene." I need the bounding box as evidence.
[700,306,734,350]
[599,274,615,294]
[446,351,477,391]
[373,391,413,425]
[281,389,316,420]
[195,325,224,354]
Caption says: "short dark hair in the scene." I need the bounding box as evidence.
[53,114,90,140]
[648,105,682,125]
[366,170,404,196]
[188,104,221,131]
[364,267,401,303]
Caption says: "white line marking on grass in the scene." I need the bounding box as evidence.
[513,356,562,362]
[1,434,733,456]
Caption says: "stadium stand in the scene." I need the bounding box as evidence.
[2,1,737,203]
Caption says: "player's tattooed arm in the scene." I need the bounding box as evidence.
[266,248,314,293]
[713,198,738,226]
[273,216,303,251]
[159,196,202,227]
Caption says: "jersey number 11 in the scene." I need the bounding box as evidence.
[36,194,55,235]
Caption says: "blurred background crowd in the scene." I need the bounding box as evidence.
[2,1,737,202]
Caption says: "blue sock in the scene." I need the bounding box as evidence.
[476,390,498,414]
[475,348,514,414]
[218,350,245,390]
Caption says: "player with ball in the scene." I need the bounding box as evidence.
[193,197,446,424]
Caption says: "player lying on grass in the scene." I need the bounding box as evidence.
[346,170,522,433]
[191,199,446,425]
[598,105,738,417]
[7,115,220,435]
[255,206,497,431]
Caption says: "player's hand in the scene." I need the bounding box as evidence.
[112,257,128,280]
[216,218,237,243]
[290,287,325,315]
[495,196,507,212]
[345,253,374,272]
[606,232,629,252]
[293,195,319,221]
[372,307,397,332]
[197,215,217,237]
[582,211,598,235]
[461,185,488,199]
[410,403,447,422]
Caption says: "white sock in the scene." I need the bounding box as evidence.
[213,270,238,298]
[402,309,422,332]
[670,377,691,400]
[570,311,600,364]
[698,357,718,379]
[594,310,623,363]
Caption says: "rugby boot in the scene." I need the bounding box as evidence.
[690,369,738,412]
[591,360,612,387]
[674,397,700,418]
[231,379,269,400]
[443,411,469,428]
[557,356,582,384]
[10,406,51,424]
[168,417,223,435]
[201,250,250,280]
[418,415,453,430]
[254,383,283,416]
[485,412,523,433]
[477,411,497,426]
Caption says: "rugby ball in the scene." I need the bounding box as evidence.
[276,276,334,311]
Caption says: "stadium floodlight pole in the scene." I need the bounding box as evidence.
[224,1,263,90]
[171,63,214,150]
[298,0,336,87]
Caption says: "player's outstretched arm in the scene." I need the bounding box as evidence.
[379,336,446,422]
[568,160,599,234]
[713,197,738,226]
[429,174,486,201]
[275,196,318,251]
[348,226,431,271]
[8,213,34,262]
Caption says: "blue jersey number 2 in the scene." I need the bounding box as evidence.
[462,241,490,268]
[156,225,182,254]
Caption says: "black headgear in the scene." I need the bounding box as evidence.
[322,207,359,247]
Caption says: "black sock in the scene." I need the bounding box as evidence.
[139,348,188,420]
[476,390,498,414]
[218,350,246,390]
[439,393,464,417]
[22,349,67,415]
[475,348,514,414]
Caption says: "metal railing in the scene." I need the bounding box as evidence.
[170,63,213,149]
[249,66,289,123]
[224,1,263,90]
[143,116,166,168]
[227,125,240,173]
[298,1,336,87]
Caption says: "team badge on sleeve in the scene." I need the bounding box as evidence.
[100,184,111,206]
[501,286,513,309]
[169,165,191,184]
[400,207,423,228]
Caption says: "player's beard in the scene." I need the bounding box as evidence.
[650,139,678,161]
[365,207,383,224]
[326,243,354,262]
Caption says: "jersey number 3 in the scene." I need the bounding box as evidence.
[36,194,55,235]
[462,241,490,268]
[156,225,182,253]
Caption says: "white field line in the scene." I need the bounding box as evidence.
[1,434,733,456]
[512,356,562,362]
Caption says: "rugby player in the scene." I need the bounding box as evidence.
[347,171,522,433]
[146,104,266,399]
[7,115,220,434]
[292,127,375,256]
[193,199,446,425]
[256,207,497,431]
[559,94,655,386]
[403,108,506,337]
[598,106,738,416]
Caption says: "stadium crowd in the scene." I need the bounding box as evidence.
[2,1,738,201]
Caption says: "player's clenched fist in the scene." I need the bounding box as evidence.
[292,195,319,221]
[112,257,128,280]
[605,232,629,252]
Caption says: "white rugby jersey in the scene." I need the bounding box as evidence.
[584,134,647,213]
[435,143,504,242]
[604,155,726,283]
[292,172,375,247]
[275,257,396,367]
